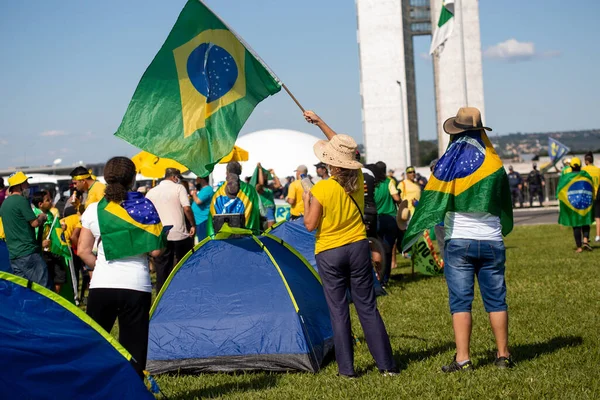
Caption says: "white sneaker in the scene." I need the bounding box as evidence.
[595,236,600,242]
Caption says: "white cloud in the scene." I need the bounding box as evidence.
[484,39,560,62]
[40,130,68,137]
[0,139,8,145]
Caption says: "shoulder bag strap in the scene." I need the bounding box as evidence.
[332,179,363,221]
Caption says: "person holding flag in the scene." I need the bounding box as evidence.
[557,157,595,252]
[582,152,600,242]
[403,107,514,372]
[78,157,167,378]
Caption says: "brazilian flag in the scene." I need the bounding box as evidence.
[557,171,595,227]
[207,181,261,236]
[97,193,167,261]
[115,0,282,176]
[49,226,71,259]
[402,130,513,251]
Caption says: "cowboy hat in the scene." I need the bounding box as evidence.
[443,107,492,135]
[396,200,411,231]
[313,135,363,170]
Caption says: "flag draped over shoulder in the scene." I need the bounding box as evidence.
[557,171,595,227]
[115,0,282,177]
[97,193,167,261]
[207,181,261,236]
[402,130,513,251]
[429,0,455,54]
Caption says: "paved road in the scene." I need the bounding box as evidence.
[513,207,559,226]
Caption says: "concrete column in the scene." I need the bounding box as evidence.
[431,0,486,155]
[356,0,411,171]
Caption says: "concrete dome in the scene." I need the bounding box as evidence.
[212,129,323,183]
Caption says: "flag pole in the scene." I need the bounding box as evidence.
[282,83,305,113]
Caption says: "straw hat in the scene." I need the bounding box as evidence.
[396,200,411,230]
[443,107,492,135]
[313,135,363,170]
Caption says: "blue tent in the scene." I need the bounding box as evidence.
[147,234,333,374]
[267,218,386,296]
[0,272,152,399]
[0,240,11,273]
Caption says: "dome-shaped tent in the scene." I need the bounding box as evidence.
[147,233,333,374]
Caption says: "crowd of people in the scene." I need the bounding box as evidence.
[6,106,600,382]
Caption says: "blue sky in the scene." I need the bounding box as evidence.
[0,0,598,168]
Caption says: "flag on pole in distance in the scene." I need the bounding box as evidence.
[402,129,513,252]
[430,0,455,54]
[115,0,282,176]
[557,171,595,227]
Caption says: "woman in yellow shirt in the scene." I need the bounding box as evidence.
[302,111,396,378]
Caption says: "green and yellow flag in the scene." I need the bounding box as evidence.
[402,130,513,251]
[207,181,261,236]
[49,226,71,259]
[557,171,595,227]
[115,0,282,176]
[97,193,167,261]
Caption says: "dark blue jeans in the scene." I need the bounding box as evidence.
[10,252,51,289]
[444,239,507,314]
[316,240,396,376]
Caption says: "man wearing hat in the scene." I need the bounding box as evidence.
[526,162,545,207]
[146,168,196,293]
[314,162,330,181]
[0,172,50,287]
[438,107,513,372]
[286,165,309,219]
[70,166,106,210]
[398,166,421,215]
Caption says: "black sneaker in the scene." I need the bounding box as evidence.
[583,243,593,251]
[494,356,514,369]
[441,356,474,373]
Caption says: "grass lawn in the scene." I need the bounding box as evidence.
[142,225,600,399]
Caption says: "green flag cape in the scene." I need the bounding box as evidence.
[249,166,273,187]
[97,195,167,261]
[207,180,261,236]
[115,0,281,176]
[402,130,513,251]
[557,170,595,227]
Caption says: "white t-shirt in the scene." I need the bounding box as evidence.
[444,212,502,242]
[81,202,152,293]
[145,180,191,241]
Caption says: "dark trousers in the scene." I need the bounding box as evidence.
[316,240,396,376]
[510,187,523,207]
[86,288,151,378]
[529,185,544,206]
[377,214,399,284]
[573,225,590,248]
[154,238,193,294]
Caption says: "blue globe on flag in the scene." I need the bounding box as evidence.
[567,180,593,210]
[433,132,486,182]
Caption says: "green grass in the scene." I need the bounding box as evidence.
[142,225,600,399]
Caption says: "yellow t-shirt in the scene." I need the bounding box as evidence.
[582,165,600,196]
[85,181,106,209]
[310,171,366,254]
[398,179,422,214]
[388,180,399,196]
[61,214,81,246]
[287,180,305,217]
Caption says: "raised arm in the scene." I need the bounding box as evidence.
[257,163,265,186]
[304,110,337,141]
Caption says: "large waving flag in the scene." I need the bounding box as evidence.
[97,193,167,261]
[402,130,513,251]
[115,0,282,176]
[557,171,595,227]
[430,0,455,55]
[549,138,570,164]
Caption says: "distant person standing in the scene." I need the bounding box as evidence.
[0,172,49,287]
[582,152,600,242]
[507,166,523,208]
[189,176,213,242]
[146,168,196,293]
[315,162,330,181]
[0,177,7,208]
[70,167,106,211]
[287,165,308,219]
[527,163,545,207]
